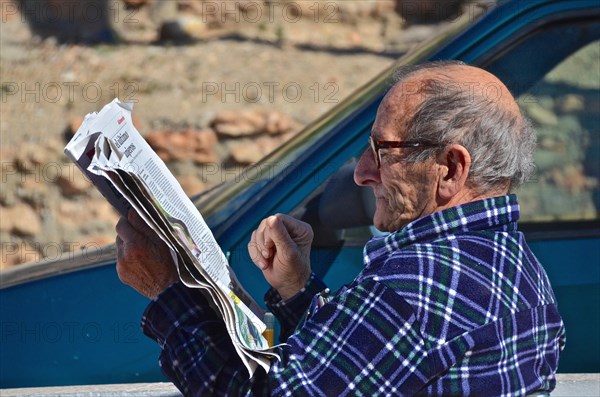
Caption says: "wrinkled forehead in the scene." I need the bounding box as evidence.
[374,78,427,138]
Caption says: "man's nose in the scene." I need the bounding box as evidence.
[354,148,380,186]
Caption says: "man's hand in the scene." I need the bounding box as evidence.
[115,210,178,299]
[248,214,313,300]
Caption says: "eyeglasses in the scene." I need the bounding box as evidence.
[369,135,441,168]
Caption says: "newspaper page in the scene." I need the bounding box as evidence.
[65,99,279,376]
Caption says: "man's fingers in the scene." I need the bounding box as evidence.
[115,215,145,245]
[277,214,313,242]
[127,209,160,240]
[266,215,295,247]
[115,234,136,285]
[116,235,124,261]
[255,219,273,259]
[248,230,269,270]
[248,214,310,272]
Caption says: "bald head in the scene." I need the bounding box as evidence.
[389,63,521,123]
[384,61,536,192]
[422,64,518,113]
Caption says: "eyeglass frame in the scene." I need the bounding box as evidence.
[368,135,443,168]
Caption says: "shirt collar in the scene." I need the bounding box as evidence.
[365,194,520,257]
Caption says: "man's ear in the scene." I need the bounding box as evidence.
[437,144,471,201]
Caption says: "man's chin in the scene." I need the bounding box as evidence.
[374,213,406,233]
[373,213,392,233]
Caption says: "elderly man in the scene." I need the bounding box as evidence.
[116,61,565,396]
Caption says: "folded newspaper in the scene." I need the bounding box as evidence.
[64,99,279,376]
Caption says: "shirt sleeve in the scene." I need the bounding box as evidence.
[143,278,435,396]
[142,282,270,396]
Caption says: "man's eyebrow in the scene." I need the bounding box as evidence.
[371,131,399,141]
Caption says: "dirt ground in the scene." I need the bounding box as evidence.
[0,0,450,268]
[1,1,410,146]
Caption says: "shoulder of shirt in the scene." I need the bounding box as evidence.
[359,230,554,312]
[360,230,517,287]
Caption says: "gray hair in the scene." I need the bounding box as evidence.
[389,61,536,192]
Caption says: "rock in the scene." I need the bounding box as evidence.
[56,198,117,244]
[0,146,16,163]
[13,140,62,173]
[212,110,265,137]
[178,0,228,28]
[18,177,51,209]
[159,15,207,42]
[349,31,362,46]
[229,136,284,164]
[123,0,151,8]
[0,203,42,237]
[523,101,559,126]
[229,140,262,164]
[16,0,116,44]
[334,1,383,23]
[372,1,396,18]
[0,188,17,207]
[236,0,262,15]
[0,147,18,207]
[212,110,296,137]
[395,0,465,25]
[0,207,11,234]
[13,207,42,237]
[146,129,218,164]
[149,0,178,22]
[551,164,597,195]
[558,94,585,113]
[264,111,295,135]
[213,120,255,137]
[57,200,85,229]
[57,169,92,196]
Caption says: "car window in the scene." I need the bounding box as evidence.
[289,158,375,248]
[516,40,599,222]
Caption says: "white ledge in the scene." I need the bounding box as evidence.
[0,374,598,396]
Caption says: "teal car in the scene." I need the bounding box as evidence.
[1,0,598,388]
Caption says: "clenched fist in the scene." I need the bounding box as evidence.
[248,214,313,300]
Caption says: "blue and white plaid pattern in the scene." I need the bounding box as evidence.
[142,195,565,396]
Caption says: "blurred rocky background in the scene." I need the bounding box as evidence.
[516,41,600,222]
[1,0,492,268]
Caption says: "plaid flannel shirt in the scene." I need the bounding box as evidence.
[142,195,565,396]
